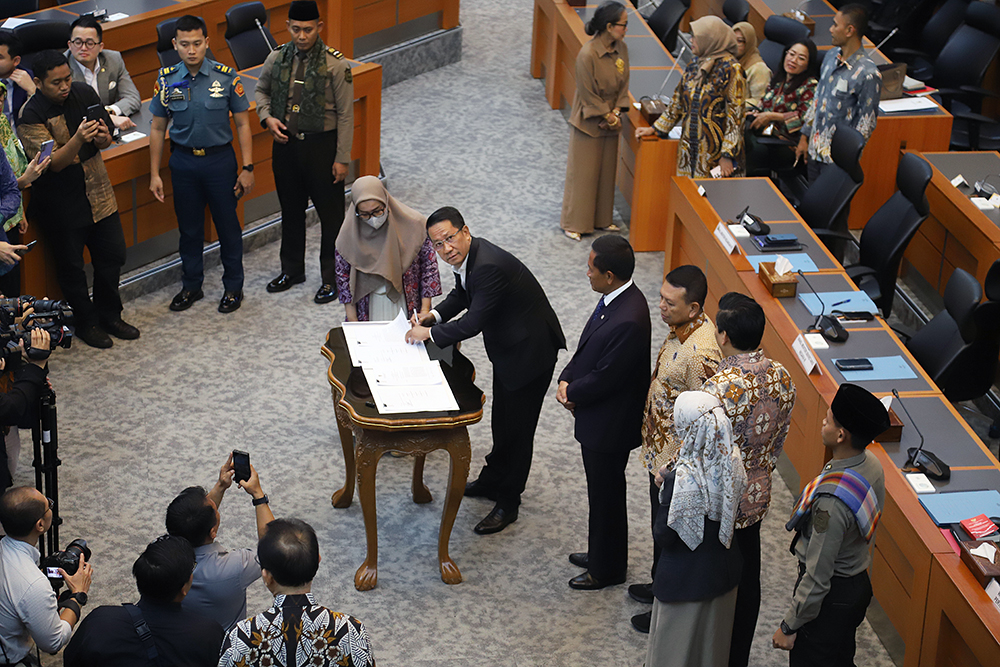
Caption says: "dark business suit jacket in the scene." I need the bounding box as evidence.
[65,50,141,117]
[558,283,651,453]
[432,237,566,389]
[7,67,32,125]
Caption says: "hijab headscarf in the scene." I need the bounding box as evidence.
[335,176,428,304]
[667,391,747,550]
[733,21,765,72]
[689,15,739,75]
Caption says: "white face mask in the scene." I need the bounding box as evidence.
[364,212,388,230]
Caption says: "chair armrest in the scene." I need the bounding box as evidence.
[845,265,878,281]
[886,46,930,62]
[813,228,855,242]
[952,110,998,127]
[959,85,1000,100]
[889,323,916,343]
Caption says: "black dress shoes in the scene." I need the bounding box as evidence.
[473,505,517,535]
[100,319,140,340]
[266,273,305,293]
[631,611,652,634]
[628,582,654,604]
[314,283,337,304]
[219,290,243,313]
[169,289,204,312]
[568,571,626,590]
[76,324,113,349]
[464,479,497,500]
[569,552,589,569]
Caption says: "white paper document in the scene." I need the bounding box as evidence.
[792,334,820,374]
[364,361,459,414]
[878,97,938,113]
[119,131,146,143]
[365,361,447,387]
[341,310,428,367]
[106,13,130,21]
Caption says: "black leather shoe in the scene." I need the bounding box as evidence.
[169,289,204,312]
[100,319,140,340]
[314,283,337,304]
[76,324,113,349]
[631,611,651,634]
[218,290,243,313]
[464,479,497,500]
[473,505,518,535]
[266,273,305,293]
[628,582,654,604]
[568,571,626,590]
[569,552,589,569]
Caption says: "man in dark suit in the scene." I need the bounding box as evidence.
[405,206,566,534]
[0,31,34,126]
[557,236,651,590]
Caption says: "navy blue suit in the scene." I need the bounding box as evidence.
[558,282,651,579]
[4,68,32,126]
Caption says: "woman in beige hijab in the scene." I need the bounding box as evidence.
[733,22,771,109]
[334,176,442,321]
[635,16,746,178]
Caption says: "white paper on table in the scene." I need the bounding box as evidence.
[714,222,739,254]
[903,75,924,91]
[951,174,968,188]
[341,310,428,367]
[367,383,459,414]
[1,18,33,29]
[667,126,682,140]
[119,131,145,143]
[878,97,938,113]
[364,361,447,387]
[106,12,130,21]
[728,224,750,238]
[804,333,828,350]
[792,334,820,374]
[697,185,706,196]
[972,196,995,210]
[971,542,998,561]
[989,193,1000,208]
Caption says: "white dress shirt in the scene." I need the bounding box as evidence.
[428,255,470,343]
[601,278,633,306]
[0,536,72,661]
[73,56,121,116]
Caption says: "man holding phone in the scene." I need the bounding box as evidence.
[16,50,138,349]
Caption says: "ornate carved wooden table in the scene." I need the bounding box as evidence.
[323,328,484,591]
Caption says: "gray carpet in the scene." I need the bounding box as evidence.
[18,1,896,665]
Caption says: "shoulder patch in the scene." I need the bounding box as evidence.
[158,65,178,75]
[327,47,344,59]
[345,65,352,84]
[213,63,234,75]
[813,509,830,533]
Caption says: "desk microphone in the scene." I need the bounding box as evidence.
[797,270,849,342]
[255,19,276,52]
[891,389,950,480]
[974,173,1000,198]
[789,0,812,22]
[656,44,688,103]
[873,27,899,53]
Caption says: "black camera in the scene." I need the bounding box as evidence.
[41,539,90,589]
[0,296,73,362]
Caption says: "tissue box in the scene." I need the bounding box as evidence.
[758,262,797,297]
[958,540,1000,587]
[783,11,815,36]
[875,408,904,443]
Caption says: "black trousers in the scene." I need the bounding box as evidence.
[728,521,762,667]
[42,212,125,328]
[0,226,21,298]
[791,568,872,667]
[477,365,554,512]
[272,130,344,284]
[581,445,630,580]
[648,472,661,581]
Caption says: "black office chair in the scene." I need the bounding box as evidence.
[722,0,749,26]
[1,0,38,20]
[13,20,71,73]
[794,124,865,262]
[644,0,687,54]
[906,264,1000,403]
[225,2,277,70]
[758,16,811,75]
[885,0,969,83]
[156,17,217,68]
[815,154,933,318]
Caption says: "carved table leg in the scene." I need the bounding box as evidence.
[331,403,356,508]
[354,433,382,591]
[411,454,433,504]
[439,427,471,585]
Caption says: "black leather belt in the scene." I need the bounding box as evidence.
[290,128,335,141]
[170,141,229,157]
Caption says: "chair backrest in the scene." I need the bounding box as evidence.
[920,0,971,60]
[856,154,933,316]
[1,0,38,20]
[13,20,71,73]
[156,17,216,68]
[225,1,277,70]
[646,0,687,53]
[723,0,749,25]
[759,16,810,74]
[932,2,1000,90]
[796,125,865,240]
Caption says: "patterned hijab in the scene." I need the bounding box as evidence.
[667,391,747,550]
[733,22,765,72]
[690,16,739,75]
[335,176,428,302]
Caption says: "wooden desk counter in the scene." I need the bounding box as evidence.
[921,554,1000,667]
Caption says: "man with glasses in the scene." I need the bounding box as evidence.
[256,0,354,304]
[0,486,93,664]
[64,15,140,132]
[405,206,566,534]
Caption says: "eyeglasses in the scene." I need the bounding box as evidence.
[432,226,466,250]
[36,497,54,523]
[612,22,628,28]
[355,204,386,221]
[69,39,100,49]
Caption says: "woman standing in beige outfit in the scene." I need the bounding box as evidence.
[560,1,630,241]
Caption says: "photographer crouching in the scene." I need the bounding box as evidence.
[0,486,92,665]
[0,328,51,492]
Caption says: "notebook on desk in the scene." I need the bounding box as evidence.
[919,490,1000,526]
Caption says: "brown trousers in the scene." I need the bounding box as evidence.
[560,126,619,234]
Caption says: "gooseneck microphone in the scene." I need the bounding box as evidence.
[797,270,848,342]
[891,389,950,480]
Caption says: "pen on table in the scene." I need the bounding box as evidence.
[830,299,850,307]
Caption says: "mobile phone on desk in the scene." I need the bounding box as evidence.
[15,240,37,257]
[38,140,54,163]
[834,358,874,372]
[763,233,799,246]
[232,450,251,484]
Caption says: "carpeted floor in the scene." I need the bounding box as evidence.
[17,1,896,665]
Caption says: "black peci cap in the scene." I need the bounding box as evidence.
[831,383,891,446]
[288,0,320,21]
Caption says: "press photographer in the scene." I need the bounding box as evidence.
[0,486,92,665]
[0,326,53,493]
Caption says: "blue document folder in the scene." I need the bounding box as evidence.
[919,490,1000,525]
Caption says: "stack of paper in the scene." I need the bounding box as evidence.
[879,97,938,113]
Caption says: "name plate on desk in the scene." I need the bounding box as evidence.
[714,222,739,255]
[792,334,821,375]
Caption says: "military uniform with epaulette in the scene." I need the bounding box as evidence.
[255,35,354,303]
[150,59,250,306]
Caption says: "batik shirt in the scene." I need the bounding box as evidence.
[219,593,375,667]
[760,76,818,135]
[801,47,880,164]
[641,313,722,474]
[703,350,796,529]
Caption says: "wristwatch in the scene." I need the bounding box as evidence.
[252,494,269,506]
[780,620,796,635]
[242,164,254,172]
